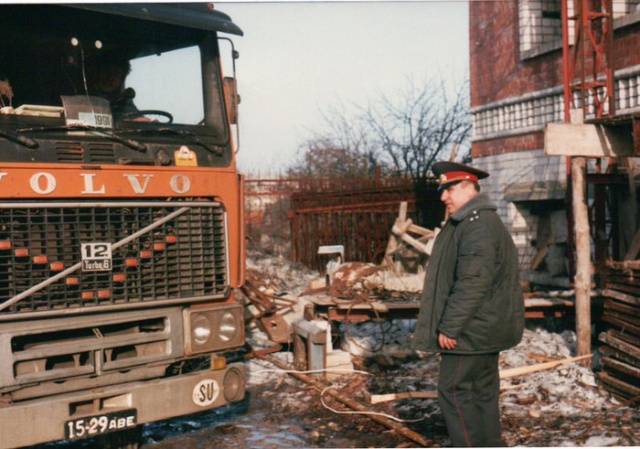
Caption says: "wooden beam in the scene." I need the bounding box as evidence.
[599,331,640,361]
[624,227,640,261]
[499,354,592,379]
[369,391,437,404]
[572,157,592,367]
[545,123,634,157]
[369,355,592,404]
[623,157,639,259]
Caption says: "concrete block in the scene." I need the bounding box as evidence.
[325,350,354,381]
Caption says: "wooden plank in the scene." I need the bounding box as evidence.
[424,227,439,256]
[602,313,640,337]
[406,223,433,237]
[605,273,640,287]
[610,329,640,348]
[608,258,640,271]
[599,331,640,361]
[600,345,640,369]
[605,282,640,298]
[530,245,548,271]
[369,391,438,404]
[498,354,592,379]
[598,371,640,399]
[623,157,639,260]
[545,123,634,157]
[601,357,640,381]
[398,231,428,254]
[604,300,640,318]
[602,288,640,306]
[525,297,574,307]
[384,218,401,270]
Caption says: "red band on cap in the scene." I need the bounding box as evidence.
[439,171,479,184]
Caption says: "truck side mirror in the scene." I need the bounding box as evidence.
[223,77,239,125]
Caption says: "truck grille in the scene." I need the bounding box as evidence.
[0,201,228,314]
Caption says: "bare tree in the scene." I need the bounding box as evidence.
[362,78,471,181]
[287,138,370,179]
[288,104,388,179]
[289,77,471,180]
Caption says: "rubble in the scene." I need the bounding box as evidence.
[241,240,640,447]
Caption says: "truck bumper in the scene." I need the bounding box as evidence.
[0,363,245,449]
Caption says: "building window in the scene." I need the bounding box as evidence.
[519,0,563,54]
[519,0,639,58]
[614,0,640,16]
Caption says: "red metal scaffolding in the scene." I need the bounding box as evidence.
[562,0,615,121]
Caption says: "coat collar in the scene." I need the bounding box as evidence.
[449,193,497,222]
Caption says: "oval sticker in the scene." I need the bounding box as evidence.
[192,379,220,407]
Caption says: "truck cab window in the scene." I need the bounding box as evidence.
[128,46,204,125]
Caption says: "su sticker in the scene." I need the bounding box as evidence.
[192,379,220,407]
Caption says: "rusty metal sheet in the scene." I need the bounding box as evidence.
[259,314,292,344]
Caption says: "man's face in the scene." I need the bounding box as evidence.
[91,65,126,95]
[440,181,478,215]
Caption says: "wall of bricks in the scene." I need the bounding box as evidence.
[474,150,566,275]
[519,0,563,53]
[469,1,640,282]
[470,1,640,111]
[469,1,564,108]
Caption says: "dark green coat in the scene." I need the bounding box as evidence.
[413,193,524,354]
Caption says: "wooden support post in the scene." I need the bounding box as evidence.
[572,157,592,367]
[623,157,639,260]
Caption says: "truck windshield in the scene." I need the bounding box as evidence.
[128,47,204,125]
[0,5,231,143]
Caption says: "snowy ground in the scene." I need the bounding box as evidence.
[243,245,640,447]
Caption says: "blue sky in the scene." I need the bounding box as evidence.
[214,1,470,174]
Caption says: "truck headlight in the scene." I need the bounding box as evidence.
[219,311,238,342]
[192,314,213,345]
[184,303,244,355]
[223,366,245,402]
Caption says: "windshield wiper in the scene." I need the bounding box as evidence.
[127,128,224,156]
[17,125,147,152]
[0,129,39,149]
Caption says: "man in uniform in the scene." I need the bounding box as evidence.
[413,161,524,447]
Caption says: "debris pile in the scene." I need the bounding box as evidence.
[598,260,640,401]
[241,242,640,447]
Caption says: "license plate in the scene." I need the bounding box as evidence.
[65,409,137,441]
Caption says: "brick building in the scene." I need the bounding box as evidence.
[469,1,640,287]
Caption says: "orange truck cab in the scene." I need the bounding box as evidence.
[0,4,246,448]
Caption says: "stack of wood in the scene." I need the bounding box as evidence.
[384,202,436,274]
[598,260,640,402]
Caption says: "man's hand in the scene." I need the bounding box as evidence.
[438,333,458,350]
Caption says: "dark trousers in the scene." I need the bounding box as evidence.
[437,353,503,447]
